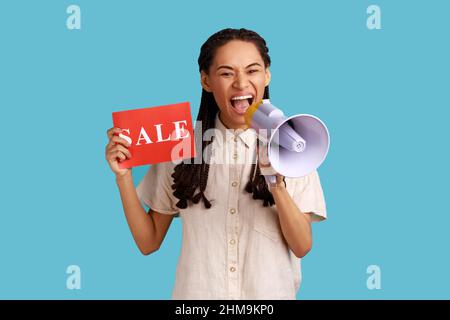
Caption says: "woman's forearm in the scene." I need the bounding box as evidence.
[271,185,312,258]
[116,171,157,255]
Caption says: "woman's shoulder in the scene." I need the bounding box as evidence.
[284,170,321,192]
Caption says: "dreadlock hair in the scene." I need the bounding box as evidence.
[171,28,275,209]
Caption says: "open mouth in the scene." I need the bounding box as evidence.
[230,94,254,115]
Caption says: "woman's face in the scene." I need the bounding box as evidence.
[201,40,271,129]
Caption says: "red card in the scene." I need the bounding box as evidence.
[112,101,196,169]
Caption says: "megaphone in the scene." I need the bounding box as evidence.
[244,99,330,183]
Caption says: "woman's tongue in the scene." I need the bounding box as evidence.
[231,99,250,114]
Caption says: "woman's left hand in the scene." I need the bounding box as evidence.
[265,173,286,190]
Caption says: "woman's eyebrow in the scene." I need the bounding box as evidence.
[216,62,262,71]
[245,62,262,68]
[216,65,234,71]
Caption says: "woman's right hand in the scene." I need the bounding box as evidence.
[105,127,132,177]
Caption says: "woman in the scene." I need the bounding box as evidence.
[105,28,327,300]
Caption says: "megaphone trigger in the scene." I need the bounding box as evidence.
[256,141,270,166]
[256,141,278,178]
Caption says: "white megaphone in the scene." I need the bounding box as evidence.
[244,99,330,184]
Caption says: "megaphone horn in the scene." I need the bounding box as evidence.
[244,99,330,178]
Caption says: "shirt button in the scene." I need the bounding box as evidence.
[230,266,236,272]
[229,208,236,214]
[231,181,238,187]
[234,136,238,142]
[229,239,236,245]
[233,153,238,159]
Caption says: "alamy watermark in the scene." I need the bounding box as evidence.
[66,5,81,30]
[367,5,382,30]
[366,264,382,290]
[66,265,81,290]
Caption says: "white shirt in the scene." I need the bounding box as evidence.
[136,112,327,300]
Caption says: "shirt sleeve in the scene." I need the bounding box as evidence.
[135,161,180,217]
[289,170,327,222]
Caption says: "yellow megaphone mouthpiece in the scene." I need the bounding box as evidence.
[244,99,263,128]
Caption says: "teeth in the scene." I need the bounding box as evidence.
[231,95,253,101]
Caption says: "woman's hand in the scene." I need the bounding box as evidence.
[105,127,132,177]
[265,173,286,191]
[272,173,286,188]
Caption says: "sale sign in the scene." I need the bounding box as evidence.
[112,101,196,169]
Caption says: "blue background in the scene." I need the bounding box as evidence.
[1,0,449,299]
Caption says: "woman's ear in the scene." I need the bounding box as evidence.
[264,68,271,87]
[200,71,213,92]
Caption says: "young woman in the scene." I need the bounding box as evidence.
[105,28,327,300]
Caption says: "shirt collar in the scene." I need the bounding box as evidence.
[214,112,257,148]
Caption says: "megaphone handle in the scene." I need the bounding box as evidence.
[265,175,276,185]
[264,173,286,189]
[256,140,286,188]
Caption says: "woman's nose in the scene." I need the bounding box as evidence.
[233,72,250,89]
